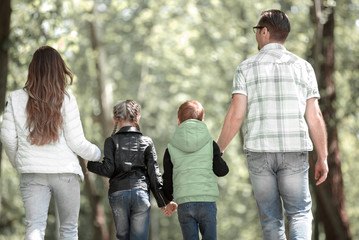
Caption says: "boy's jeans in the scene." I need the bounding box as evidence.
[246,151,313,240]
[177,202,217,240]
[108,189,151,240]
[20,173,80,240]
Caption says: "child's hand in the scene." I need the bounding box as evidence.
[168,201,178,215]
[161,207,171,216]
[161,201,178,216]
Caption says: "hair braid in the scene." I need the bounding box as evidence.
[111,100,141,135]
[126,100,141,131]
[111,101,127,135]
[111,119,119,136]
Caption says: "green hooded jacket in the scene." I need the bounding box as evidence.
[168,119,219,204]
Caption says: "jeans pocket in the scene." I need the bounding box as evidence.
[109,190,126,203]
[201,202,217,222]
[178,203,193,224]
[58,173,78,183]
[20,173,44,188]
[284,152,309,171]
[285,152,309,171]
[136,190,151,209]
[246,151,267,174]
[109,191,127,217]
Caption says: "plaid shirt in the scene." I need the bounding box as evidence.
[232,43,320,152]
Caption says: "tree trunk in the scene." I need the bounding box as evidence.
[89,16,113,137]
[83,4,116,240]
[79,159,109,240]
[310,1,351,239]
[0,0,11,211]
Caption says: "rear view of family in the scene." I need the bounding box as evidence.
[0,9,328,240]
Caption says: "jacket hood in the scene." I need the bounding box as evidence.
[169,119,212,153]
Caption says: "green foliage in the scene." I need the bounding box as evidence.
[2,0,359,239]
[334,0,359,237]
[0,160,24,240]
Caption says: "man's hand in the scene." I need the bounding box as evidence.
[315,158,329,185]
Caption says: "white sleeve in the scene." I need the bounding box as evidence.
[306,62,320,99]
[62,93,101,161]
[0,94,18,168]
[232,65,248,96]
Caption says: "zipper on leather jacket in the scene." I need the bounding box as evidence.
[159,192,167,207]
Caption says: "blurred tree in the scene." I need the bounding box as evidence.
[1,0,359,239]
[0,0,11,211]
[310,0,351,239]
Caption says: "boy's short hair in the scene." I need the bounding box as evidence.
[178,100,204,123]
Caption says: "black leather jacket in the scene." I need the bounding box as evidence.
[87,126,169,207]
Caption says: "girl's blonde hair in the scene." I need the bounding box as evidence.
[112,100,141,135]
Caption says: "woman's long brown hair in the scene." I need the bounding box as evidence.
[25,46,73,145]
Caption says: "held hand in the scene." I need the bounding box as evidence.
[161,208,172,216]
[83,160,89,174]
[315,158,329,185]
[161,201,178,216]
[169,201,178,212]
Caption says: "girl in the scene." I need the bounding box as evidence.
[87,100,176,240]
[0,46,101,240]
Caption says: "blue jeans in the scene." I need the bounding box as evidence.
[177,202,217,240]
[108,189,151,240]
[20,173,80,240]
[246,151,313,240]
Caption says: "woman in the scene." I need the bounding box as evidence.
[0,46,101,240]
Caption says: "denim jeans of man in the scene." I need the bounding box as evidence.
[177,202,217,240]
[246,151,313,240]
[108,189,151,240]
[20,173,80,240]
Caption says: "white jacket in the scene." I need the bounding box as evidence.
[0,89,101,180]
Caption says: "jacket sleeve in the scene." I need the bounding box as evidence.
[87,137,115,177]
[213,141,229,177]
[62,93,101,161]
[145,140,170,208]
[0,95,17,168]
[162,148,174,201]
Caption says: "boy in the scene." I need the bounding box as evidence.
[162,100,229,240]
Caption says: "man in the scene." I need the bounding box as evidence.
[217,9,329,240]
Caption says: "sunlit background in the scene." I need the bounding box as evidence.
[1,0,358,239]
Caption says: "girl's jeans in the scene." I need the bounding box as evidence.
[108,189,151,240]
[20,173,80,240]
[177,202,217,240]
[246,151,313,240]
